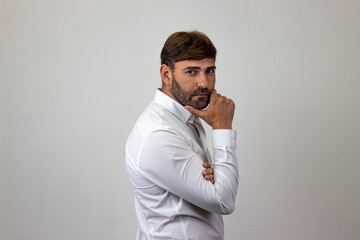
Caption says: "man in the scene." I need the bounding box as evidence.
[126,31,239,240]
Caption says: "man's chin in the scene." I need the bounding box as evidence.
[190,97,210,110]
[190,102,209,110]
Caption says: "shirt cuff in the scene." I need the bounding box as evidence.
[212,129,237,148]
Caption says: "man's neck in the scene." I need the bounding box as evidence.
[160,86,176,102]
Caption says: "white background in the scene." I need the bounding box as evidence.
[1,0,359,239]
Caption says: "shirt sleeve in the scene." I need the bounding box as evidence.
[138,128,239,215]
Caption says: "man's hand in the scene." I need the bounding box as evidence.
[185,89,235,130]
[202,162,214,184]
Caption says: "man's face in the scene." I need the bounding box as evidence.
[170,58,216,110]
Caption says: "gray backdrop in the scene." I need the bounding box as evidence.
[1,0,359,239]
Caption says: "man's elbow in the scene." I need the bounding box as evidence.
[218,200,236,215]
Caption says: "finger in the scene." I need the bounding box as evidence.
[209,89,217,103]
[202,168,214,176]
[210,179,215,184]
[184,105,205,118]
[204,174,214,180]
[211,89,217,96]
[203,162,210,168]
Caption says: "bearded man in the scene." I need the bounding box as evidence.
[126,31,239,240]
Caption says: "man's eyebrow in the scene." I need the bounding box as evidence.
[182,66,201,71]
[182,66,216,71]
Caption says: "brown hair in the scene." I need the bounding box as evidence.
[160,31,217,70]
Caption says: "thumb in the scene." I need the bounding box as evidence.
[184,105,205,118]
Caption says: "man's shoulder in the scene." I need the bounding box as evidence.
[130,101,178,137]
[138,101,168,127]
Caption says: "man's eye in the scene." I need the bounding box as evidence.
[186,70,196,75]
[207,69,215,74]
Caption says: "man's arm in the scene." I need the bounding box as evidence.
[139,129,238,214]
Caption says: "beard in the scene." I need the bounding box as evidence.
[171,75,211,110]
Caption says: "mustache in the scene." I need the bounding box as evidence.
[192,87,210,95]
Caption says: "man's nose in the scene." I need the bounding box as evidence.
[197,72,208,88]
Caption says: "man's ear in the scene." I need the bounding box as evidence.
[160,64,172,87]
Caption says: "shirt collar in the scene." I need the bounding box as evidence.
[154,89,196,125]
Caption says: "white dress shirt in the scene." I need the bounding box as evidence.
[126,90,239,240]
